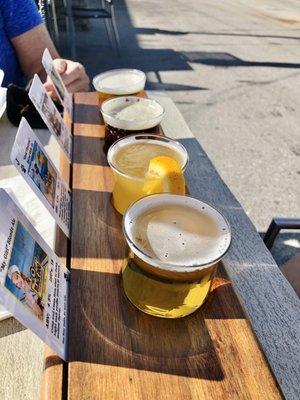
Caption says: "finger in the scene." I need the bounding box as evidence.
[64,77,90,93]
[48,90,57,99]
[43,80,53,91]
[53,59,68,74]
[43,82,59,99]
[59,62,83,86]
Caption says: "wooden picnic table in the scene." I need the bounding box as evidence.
[41,91,300,400]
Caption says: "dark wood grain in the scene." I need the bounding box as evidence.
[65,92,282,400]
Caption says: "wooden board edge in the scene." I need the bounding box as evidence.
[40,94,73,400]
[40,347,64,400]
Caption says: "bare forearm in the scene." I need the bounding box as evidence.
[11,24,59,82]
[11,22,89,94]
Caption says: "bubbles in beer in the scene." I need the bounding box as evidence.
[129,202,230,268]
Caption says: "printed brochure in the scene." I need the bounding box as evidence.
[10,118,71,238]
[42,48,73,119]
[29,74,72,161]
[0,189,69,360]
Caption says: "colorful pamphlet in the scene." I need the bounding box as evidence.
[0,189,69,360]
[29,74,72,162]
[10,118,71,238]
[42,48,73,119]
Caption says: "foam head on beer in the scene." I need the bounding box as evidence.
[101,97,164,130]
[124,194,231,270]
[93,69,146,95]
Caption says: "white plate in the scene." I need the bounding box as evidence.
[0,87,7,120]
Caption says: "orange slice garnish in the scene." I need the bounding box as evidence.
[143,156,186,195]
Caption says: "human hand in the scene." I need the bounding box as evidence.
[44,58,90,97]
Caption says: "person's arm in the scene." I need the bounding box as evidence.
[11,25,89,93]
[11,24,59,81]
[5,0,89,92]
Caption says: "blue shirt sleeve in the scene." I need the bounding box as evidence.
[1,0,43,39]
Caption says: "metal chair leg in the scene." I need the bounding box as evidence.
[51,0,59,44]
[101,0,114,49]
[264,217,300,250]
[65,0,76,58]
[110,4,121,56]
[104,18,115,48]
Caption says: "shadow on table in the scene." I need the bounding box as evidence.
[66,264,244,379]
[73,103,102,125]
[73,136,107,165]
[71,189,125,259]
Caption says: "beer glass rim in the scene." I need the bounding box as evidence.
[93,68,146,94]
[101,96,165,131]
[122,193,232,272]
[107,133,189,181]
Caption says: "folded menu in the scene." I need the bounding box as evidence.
[42,48,73,119]
[0,189,69,360]
[29,74,72,162]
[10,117,71,237]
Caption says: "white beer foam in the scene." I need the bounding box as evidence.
[93,69,146,95]
[102,74,141,89]
[116,102,160,121]
[101,97,164,130]
[124,194,231,271]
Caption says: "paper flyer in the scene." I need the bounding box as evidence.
[42,48,73,119]
[29,74,72,162]
[0,189,69,360]
[10,118,71,238]
[0,69,3,86]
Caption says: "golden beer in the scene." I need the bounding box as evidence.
[122,194,231,318]
[107,134,188,214]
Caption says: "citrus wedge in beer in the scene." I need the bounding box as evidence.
[143,156,186,195]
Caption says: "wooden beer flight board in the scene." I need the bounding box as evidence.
[41,92,282,400]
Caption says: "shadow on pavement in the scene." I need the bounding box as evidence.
[135,27,300,41]
[57,0,300,94]
[184,51,300,69]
